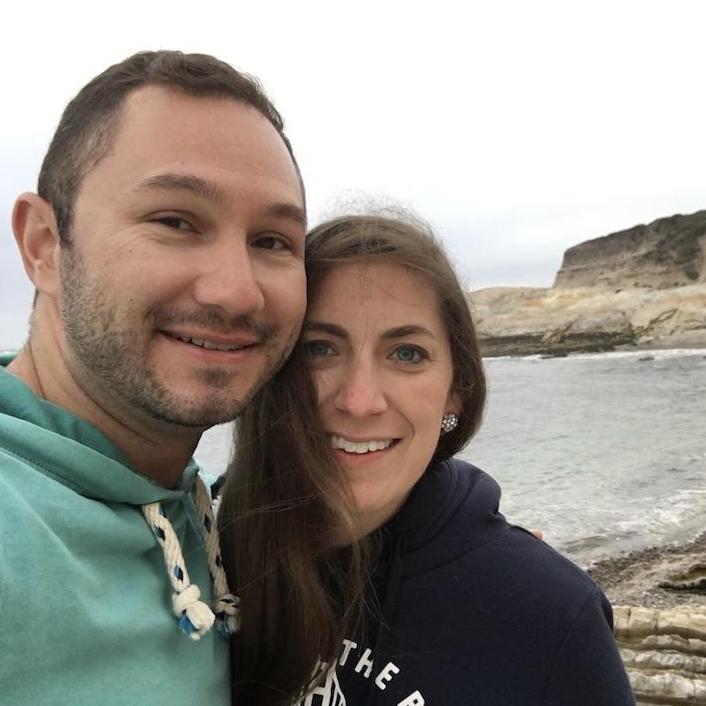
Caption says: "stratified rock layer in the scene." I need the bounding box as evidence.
[590,536,706,704]
[472,284,706,356]
[614,606,706,705]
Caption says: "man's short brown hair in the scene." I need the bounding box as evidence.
[37,50,302,243]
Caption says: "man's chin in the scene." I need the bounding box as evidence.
[145,345,288,427]
[145,398,246,429]
[134,378,250,428]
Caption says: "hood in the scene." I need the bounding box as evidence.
[377,458,508,576]
[0,356,199,505]
[0,355,238,640]
[359,459,508,705]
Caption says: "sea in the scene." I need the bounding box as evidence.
[194,347,706,568]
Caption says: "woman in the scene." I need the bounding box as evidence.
[218,213,634,705]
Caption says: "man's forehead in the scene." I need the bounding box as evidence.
[120,84,267,135]
[131,86,301,198]
[79,84,304,209]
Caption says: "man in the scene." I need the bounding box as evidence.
[0,51,307,705]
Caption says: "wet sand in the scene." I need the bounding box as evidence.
[588,532,706,609]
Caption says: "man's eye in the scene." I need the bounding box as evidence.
[153,216,193,231]
[392,345,426,364]
[303,340,334,358]
[252,234,289,251]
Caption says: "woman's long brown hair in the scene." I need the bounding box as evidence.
[218,211,486,704]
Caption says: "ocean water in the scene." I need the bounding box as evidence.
[195,348,706,567]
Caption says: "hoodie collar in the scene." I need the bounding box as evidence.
[374,458,507,579]
[0,361,199,505]
[380,460,462,551]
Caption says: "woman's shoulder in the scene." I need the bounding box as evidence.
[496,525,610,610]
[417,459,610,612]
[440,459,602,580]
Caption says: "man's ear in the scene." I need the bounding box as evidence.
[12,193,62,298]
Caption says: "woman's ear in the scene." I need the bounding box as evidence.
[445,390,462,416]
[12,193,62,298]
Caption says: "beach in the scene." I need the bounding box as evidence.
[589,532,706,610]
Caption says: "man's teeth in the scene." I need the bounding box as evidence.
[330,435,393,454]
[173,334,246,352]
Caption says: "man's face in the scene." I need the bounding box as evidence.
[59,86,306,428]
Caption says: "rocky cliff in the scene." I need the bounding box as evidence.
[554,211,706,290]
[472,210,706,356]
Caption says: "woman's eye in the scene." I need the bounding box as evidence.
[303,340,334,358]
[393,345,426,364]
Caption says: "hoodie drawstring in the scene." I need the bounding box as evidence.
[142,475,240,640]
[192,477,241,637]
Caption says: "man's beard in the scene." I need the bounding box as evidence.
[59,248,295,428]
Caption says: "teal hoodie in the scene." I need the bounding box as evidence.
[0,355,229,705]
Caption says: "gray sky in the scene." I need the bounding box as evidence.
[3,0,706,349]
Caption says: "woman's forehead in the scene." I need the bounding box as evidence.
[307,261,445,331]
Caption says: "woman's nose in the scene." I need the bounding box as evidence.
[333,361,387,418]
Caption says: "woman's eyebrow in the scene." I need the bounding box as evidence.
[302,321,347,338]
[302,322,436,340]
[381,325,436,340]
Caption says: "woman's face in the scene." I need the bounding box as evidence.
[301,261,460,535]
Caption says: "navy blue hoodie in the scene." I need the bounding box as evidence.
[301,459,634,706]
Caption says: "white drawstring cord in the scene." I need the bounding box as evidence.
[142,476,240,640]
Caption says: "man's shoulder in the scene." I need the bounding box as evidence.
[0,410,61,486]
[0,442,61,527]
[0,351,17,368]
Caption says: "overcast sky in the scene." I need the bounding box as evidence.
[2,0,706,349]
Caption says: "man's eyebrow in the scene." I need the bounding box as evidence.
[134,173,306,227]
[262,202,307,229]
[135,173,228,204]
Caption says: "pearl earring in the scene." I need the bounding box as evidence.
[441,413,458,434]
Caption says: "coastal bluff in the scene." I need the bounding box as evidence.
[471,210,706,356]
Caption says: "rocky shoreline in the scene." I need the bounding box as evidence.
[591,536,706,705]
[588,532,706,611]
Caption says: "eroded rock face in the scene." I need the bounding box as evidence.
[614,606,706,705]
[554,211,706,290]
[471,210,706,356]
[471,284,706,356]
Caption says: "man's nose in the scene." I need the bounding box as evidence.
[333,359,388,418]
[192,239,265,315]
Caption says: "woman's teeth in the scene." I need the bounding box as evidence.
[330,435,393,454]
